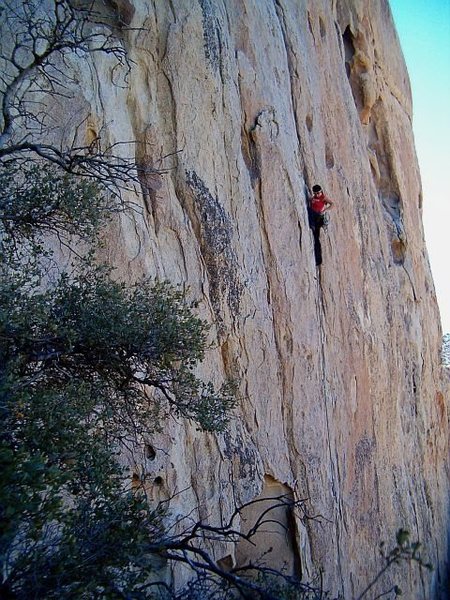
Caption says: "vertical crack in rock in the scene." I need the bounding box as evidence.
[245,106,299,487]
[271,2,316,491]
[240,123,261,189]
[316,280,345,589]
[307,10,316,42]
[272,1,310,268]
[185,170,242,334]
[273,0,302,151]
[367,102,408,265]
[134,125,164,230]
[160,70,179,154]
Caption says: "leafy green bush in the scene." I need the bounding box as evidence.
[1,268,235,436]
[0,162,113,264]
[0,162,235,598]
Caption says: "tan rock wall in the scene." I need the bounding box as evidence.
[35,0,449,597]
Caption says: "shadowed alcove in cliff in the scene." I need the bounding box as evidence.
[342,25,355,77]
[234,475,302,577]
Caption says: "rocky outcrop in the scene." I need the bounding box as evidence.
[42,0,449,597]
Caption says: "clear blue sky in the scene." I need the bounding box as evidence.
[390,0,450,333]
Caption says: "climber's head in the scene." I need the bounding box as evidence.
[312,184,322,196]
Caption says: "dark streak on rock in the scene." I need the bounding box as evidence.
[222,431,258,481]
[186,170,242,332]
[355,435,375,473]
[198,0,222,73]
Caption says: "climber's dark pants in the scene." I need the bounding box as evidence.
[308,210,325,266]
[312,229,322,265]
[309,211,326,230]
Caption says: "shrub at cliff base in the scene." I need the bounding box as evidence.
[0,163,236,599]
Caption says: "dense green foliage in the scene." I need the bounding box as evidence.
[0,163,236,598]
[0,162,111,250]
[1,269,234,435]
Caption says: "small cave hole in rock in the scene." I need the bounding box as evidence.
[325,146,335,169]
[217,554,233,571]
[305,114,313,132]
[391,238,406,265]
[342,26,355,63]
[107,0,135,27]
[145,444,156,460]
[370,161,378,180]
[241,126,260,186]
[153,476,163,485]
[342,26,355,78]
[86,126,100,151]
[319,17,326,39]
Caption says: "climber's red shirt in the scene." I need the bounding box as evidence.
[311,192,332,214]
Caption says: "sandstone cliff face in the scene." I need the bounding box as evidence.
[48,0,449,596]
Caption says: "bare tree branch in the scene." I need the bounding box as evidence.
[0,0,172,196]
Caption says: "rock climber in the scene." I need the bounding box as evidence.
[308,184,334,266]
[309,184,334,232]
